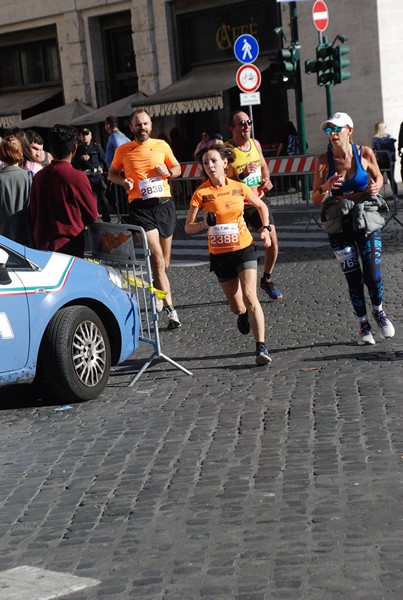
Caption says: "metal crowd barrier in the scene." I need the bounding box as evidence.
[84,221,193,385]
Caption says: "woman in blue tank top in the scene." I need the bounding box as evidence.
[312,112,395,346]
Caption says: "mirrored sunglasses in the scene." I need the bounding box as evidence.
[324,125,343,135]
[235,119,253,127]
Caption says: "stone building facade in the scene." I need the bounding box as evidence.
[0,0,402,155]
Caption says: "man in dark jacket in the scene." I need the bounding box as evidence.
[398,122,403,183]
[73,128,110,222]
[29,124,98,258]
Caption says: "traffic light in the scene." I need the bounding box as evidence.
[304,42,333,86]
[333,45,350,84]
[316,43,335,85]
[278,45,300,76]
[269,44,300,82]
[305,36,350,87]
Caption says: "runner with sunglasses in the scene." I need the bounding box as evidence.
[312,112,395,346]
[225,110,282,302]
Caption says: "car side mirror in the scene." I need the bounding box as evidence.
[0,248,12,285]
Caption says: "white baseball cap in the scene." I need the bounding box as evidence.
[320,112,354,130]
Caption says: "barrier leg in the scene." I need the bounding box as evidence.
[383,196,403,228]
[128,350,193,386]
[84,221,193,385]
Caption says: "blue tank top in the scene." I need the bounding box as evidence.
[327,144,369,195]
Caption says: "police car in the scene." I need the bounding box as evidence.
[0,235,140,402]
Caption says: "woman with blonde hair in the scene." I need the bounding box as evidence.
[312,112,395,346]
[370,120,398,197]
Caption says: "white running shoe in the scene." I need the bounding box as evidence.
[255,344,272,365]
[167,309,181,330]
[358,322,375,346]
[373,310,395,339]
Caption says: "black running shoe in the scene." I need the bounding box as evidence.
[260,278,283,301]
[237,311,250,335]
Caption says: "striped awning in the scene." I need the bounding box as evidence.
[131,59,268,117]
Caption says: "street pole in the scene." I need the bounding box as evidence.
[325,83,333,117]
[289,2,307,155]
[289,2,309,202]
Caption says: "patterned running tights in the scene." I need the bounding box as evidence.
[328,223,383,318]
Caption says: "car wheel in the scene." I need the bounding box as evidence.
[39,306,111,402]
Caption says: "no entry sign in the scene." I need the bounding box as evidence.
[312,0,329,32]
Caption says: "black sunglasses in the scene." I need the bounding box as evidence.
[234,119,253,127]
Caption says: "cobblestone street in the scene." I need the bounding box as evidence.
[1,219,403,599]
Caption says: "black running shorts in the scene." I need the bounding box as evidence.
[128,197,176,238]
[210,244,258,282]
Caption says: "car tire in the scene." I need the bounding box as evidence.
[39,306,111,403]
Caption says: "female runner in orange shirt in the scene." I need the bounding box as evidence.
[185,144,273,365]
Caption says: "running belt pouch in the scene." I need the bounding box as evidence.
[206,212,216,226]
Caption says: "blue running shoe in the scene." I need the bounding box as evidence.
[358,322,375,346]
[255,343,272,366]
[260,278,282,301]
[372,310,395,339]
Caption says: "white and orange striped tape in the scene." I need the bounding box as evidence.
[180,156,316,179]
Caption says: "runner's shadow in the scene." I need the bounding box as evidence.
[174,300,228,309]
[302,350,403,362]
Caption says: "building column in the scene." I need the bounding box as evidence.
[57,12,91,105]
[131,0,159,96]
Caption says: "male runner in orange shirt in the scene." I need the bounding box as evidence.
[108,110,182,329]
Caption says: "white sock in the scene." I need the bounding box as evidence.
[359,315,369,324]
[372,304,383,313]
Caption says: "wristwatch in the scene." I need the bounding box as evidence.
[262,225,272,232]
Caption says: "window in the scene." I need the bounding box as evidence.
[0,39,60,90]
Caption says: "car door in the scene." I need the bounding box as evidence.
[0,246,30,374]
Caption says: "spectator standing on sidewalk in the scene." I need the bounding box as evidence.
[225,110,282,301]
[108,109,182,330]
[25,130,53,167]
[0,135,31,245]
[170,127,193,162]
[8,129,43,178]
[194,130,213,158]
[398,122,403,183]
[185,144,273,366]
[312,111,395,346]
[104,116,130,216]
[104,116,130,168]
[278,120,300,194]
[73,128,111,222]
[29,124,98,258]
[371,121,398,198]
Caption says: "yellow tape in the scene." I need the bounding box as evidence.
[86,258,167,299]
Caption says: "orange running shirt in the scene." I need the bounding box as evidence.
[112,138,178,203]
[190,178,254,255]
